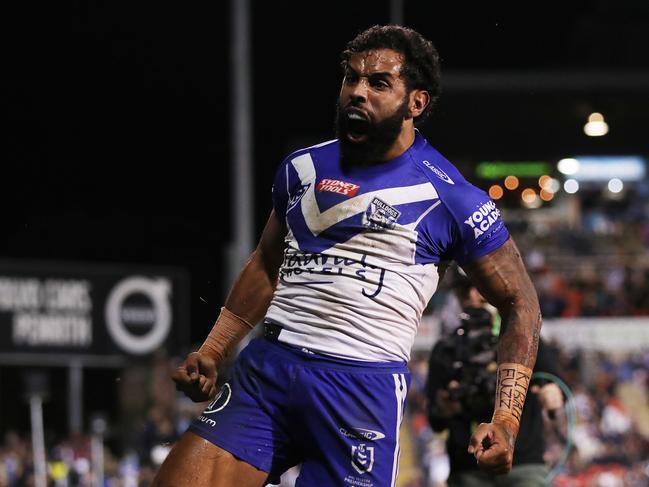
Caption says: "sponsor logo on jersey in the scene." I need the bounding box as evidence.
[287,183,310,212]
[464,200,501,238]
[279,251,386,298]
[363,197,401,230]
[422,160,455,184]
[202,383,232,414]
[316,179,360,197]
[340,427,386,441]
[351,443,375,474]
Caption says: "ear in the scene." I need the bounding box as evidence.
[409,90,430,119]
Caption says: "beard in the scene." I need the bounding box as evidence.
[335,96,410,166]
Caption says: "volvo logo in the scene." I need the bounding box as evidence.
[105,276,171,355]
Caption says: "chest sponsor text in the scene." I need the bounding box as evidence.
[317,179,360,197]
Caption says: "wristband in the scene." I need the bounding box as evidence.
[492,362,532,438]
[198,307,254,363]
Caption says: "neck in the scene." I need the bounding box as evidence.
[381,123,416,161]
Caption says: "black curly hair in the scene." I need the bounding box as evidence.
[341,25,441,123]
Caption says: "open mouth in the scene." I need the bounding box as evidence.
[345,110,370,140]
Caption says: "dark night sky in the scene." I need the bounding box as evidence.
[3,0,649,340]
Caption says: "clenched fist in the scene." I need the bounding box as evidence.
[468,422,515,475]
[172,352,218,403]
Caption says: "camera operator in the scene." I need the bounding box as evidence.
[426,276,563,486]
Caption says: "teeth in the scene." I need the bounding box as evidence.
[348,113,366,121]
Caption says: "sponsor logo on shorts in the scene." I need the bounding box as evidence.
[464,200,501,238]
[363,197,401,230]
[344,475,374,487]
[202,383,232,415]
[197,415,216,427]
[422,160,455,184]
[340,427,386,441]
[351,443,375,474]
[316,179,360,197]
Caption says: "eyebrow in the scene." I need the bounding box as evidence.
[345,66,399,79]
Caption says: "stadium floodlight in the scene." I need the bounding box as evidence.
[608,178,624,194]
[504,175,519,190]
[564,179,579,194]
[542,178,561,193]
[540,189,554,201]
[557,158,580,175]
[488,184,504,200]
[557,156,646,182]
[521,188,541,208]
[583,112,609,137]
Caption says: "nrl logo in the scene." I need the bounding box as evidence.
[363,197,401,230]
[351,443,375,474]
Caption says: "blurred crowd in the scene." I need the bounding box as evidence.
[509,195,649,318]
[0,399,205,487]
[405,346,649,487]
[523,238,649,319]
[0,350,204,487]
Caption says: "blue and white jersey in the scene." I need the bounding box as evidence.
[265,131,508,362]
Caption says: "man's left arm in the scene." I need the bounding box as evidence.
[462,237,542,475]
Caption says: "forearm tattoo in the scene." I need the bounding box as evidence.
[492,362,532,437]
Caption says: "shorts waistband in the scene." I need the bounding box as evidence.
[260,320,408,372]
[263,320,284,342]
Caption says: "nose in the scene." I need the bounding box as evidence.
[348,78,368,104]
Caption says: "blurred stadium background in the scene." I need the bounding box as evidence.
[2,1,649,485]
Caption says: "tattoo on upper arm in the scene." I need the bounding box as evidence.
[463,238,542,367]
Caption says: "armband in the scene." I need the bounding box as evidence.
[198,307,255,363]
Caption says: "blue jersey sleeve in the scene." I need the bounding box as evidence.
[413,153,510,266]
[444,183,510,265]
[271,151,310,220]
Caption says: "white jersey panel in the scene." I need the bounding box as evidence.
[266,153,442,362]
[266,247,440,362]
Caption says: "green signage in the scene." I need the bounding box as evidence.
[477,161,551,179]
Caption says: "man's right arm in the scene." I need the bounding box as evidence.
[221,209,287,324]
[173,210,287,401]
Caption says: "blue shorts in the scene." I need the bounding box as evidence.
[188,334,410,487]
